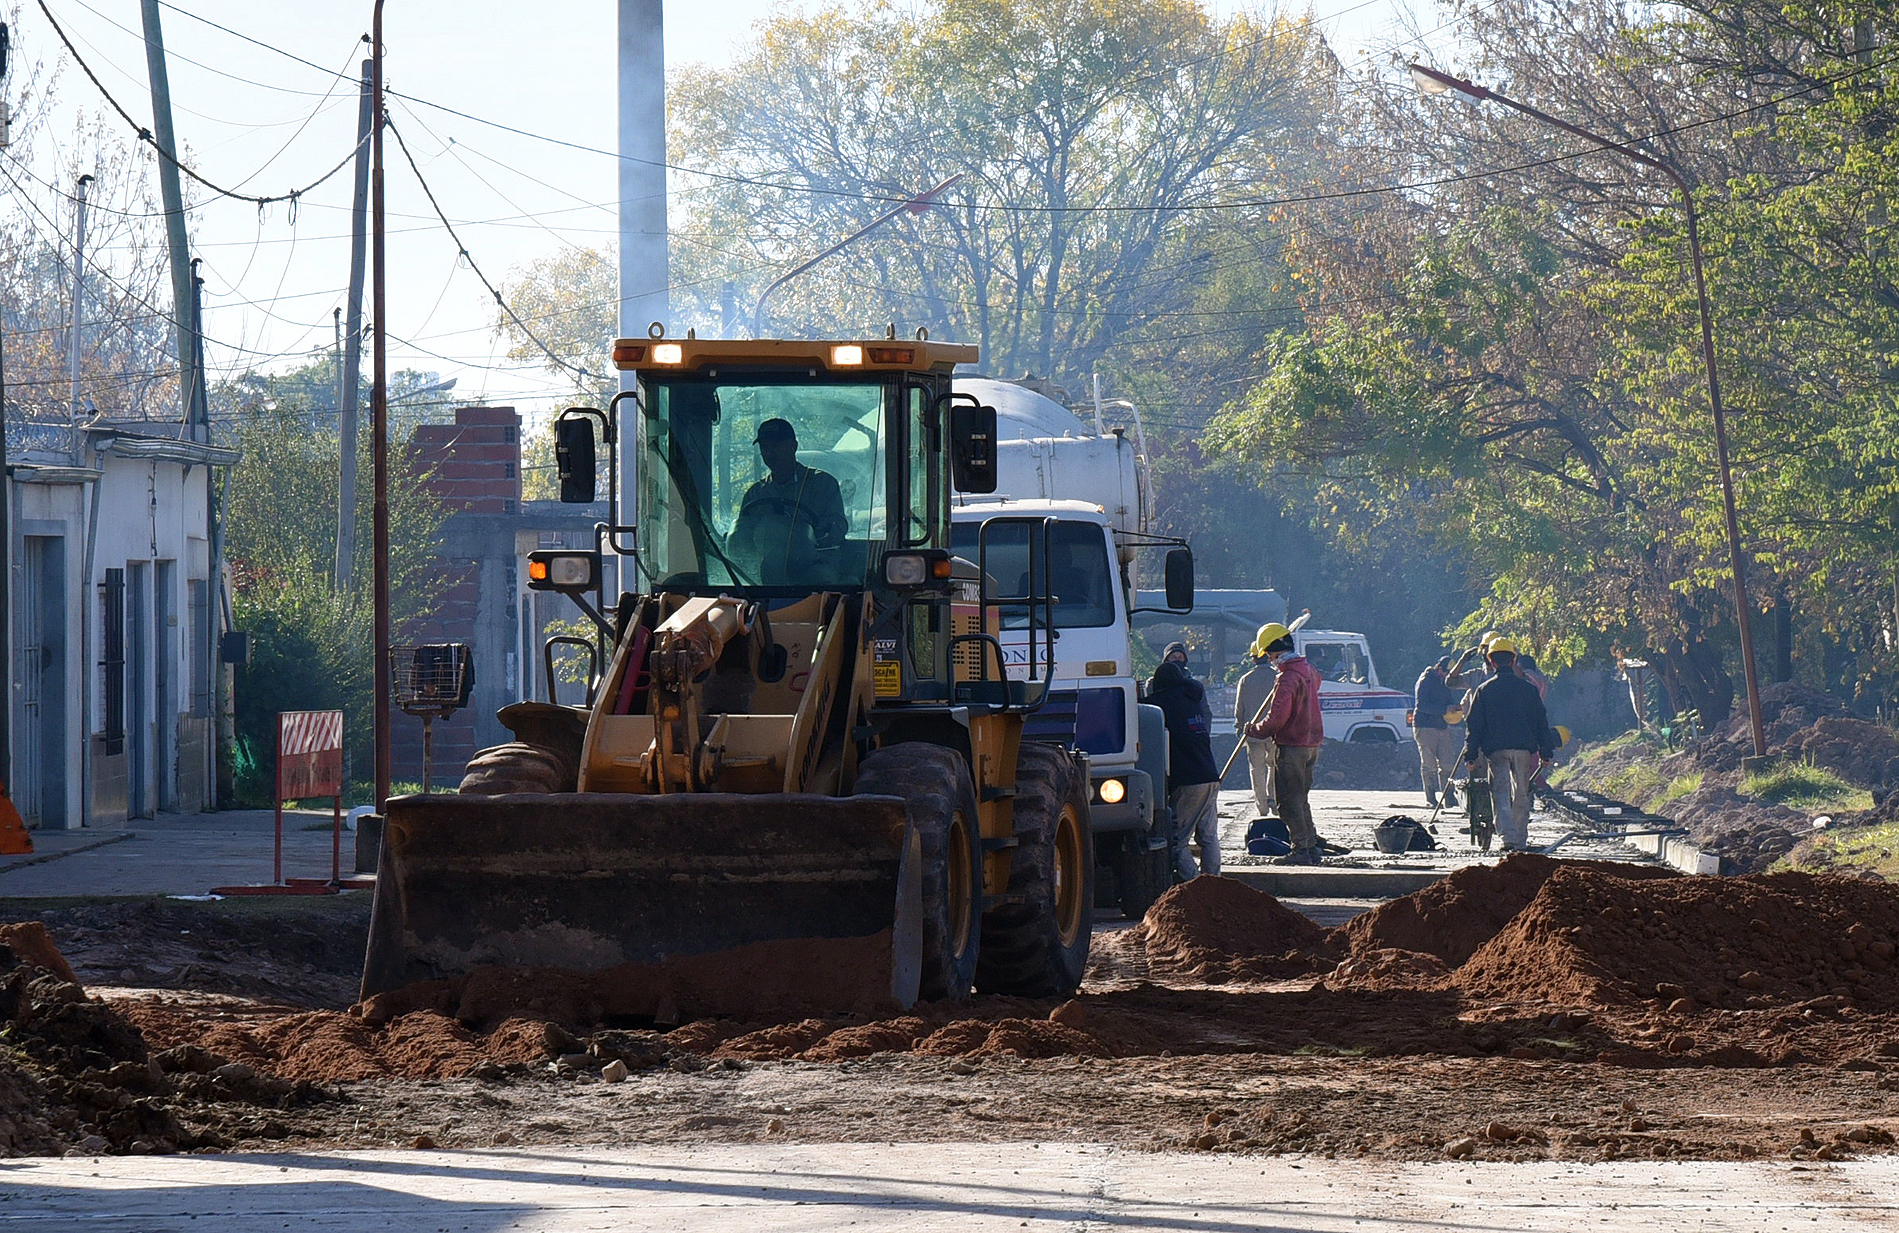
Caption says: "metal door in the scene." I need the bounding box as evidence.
[18,537,68,828]
[127,562,150,819]
[154,560,176,811]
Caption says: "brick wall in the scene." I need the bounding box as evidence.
[394,407,519,785]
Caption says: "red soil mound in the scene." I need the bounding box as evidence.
[127,1007,555,1084]
[1341,854,1675,967]
[1132,875,1333,982]
[0,922,80,985]
[1456,869,1899,1011]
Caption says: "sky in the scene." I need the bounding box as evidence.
[4,0,1451,428]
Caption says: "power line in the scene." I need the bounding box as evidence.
[34,0,365,209]
[385,118,595,385]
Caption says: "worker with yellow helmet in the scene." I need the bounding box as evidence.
[1460,637,1556,852]
[1242,622,1328,865]
[1234,623,1289,819]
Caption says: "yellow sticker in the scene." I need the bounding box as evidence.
[873,659,902,697]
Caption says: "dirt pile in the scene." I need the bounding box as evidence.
[1455,868,1899,1011]
[1129,875,1336,982]
[0,924,327,1157]
[1340,854,1675,969]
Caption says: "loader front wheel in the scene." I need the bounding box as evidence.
[976,743,1094,998]
[854,743,982,1002]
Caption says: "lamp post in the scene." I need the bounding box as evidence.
[753,176,961,337]
[1409,63,1766,760]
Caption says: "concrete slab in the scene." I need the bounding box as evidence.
[0,810,356,899]
[0,1143,1890,1231]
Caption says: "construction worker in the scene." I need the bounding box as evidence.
[731,418,849,583]
[1461,637,1555,852]
[1244,623,1326,865]
[1150,660,1222,879]
[1157,641,1212,729]
[1412,656,1463,808]
[1234,626,1280,818]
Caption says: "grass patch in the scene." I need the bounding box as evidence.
[1651,771,1704,810]
[1774,818,1899,879]
[1741,762,1873,814]
[1601,760,1667,805]
[1293,1043,1373,1058]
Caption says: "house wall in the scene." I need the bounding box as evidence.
[6,438,218,829]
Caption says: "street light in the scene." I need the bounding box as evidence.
[1409,63,1767,760]
[753,175,962,337]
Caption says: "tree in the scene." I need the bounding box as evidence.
[666,0,1335,387]
[217,361,453,798]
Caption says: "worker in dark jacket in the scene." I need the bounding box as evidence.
[1461,638,1555,852]
[1245,623,1326,865]
[1151,660,1222,879]
[1412,657,1463,809]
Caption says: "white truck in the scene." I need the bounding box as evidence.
[1135,598,1411,745]
[950,377,1191,918]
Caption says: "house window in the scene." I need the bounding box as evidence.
[101,568,126,756]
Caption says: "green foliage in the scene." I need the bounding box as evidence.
[1741,762,1874,813]
[218,362,452,803]
[1652,771,1704,810]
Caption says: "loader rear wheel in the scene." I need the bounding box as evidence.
[976,743,1094,998]
[854,743,982,1002]
[458,742,576,795]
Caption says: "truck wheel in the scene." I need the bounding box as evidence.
[976,743,1094,998]
[854,742,982,1002]
[459,742,576,795]
[1115,835,1170,920]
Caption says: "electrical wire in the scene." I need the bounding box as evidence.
[34,0,365,208]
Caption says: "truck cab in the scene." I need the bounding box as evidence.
[1292,629,1410,743]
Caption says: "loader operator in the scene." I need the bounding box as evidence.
[730,417,850,584]
[1460,637,1555,853]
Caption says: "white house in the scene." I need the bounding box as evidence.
[6,421,234,828]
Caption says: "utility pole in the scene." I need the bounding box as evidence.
[336,60,371,593]
[140,0,199,434]
[371,4,392,809]
[65,174,93,460]
[1,19,13,795]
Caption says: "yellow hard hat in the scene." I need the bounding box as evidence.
[1555,724,1572,746]
[1487,636,1518,655]
[1251,622,1292,660]
[1480,629,1504,650]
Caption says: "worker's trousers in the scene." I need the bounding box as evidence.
[1274,744,1321,852]
[1169,781,1222,880]
[1479,748,1539,850]
[1415,725,1461,802]
[1246,738,1277,817]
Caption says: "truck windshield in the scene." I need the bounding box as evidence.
[638,376,892,588]
[951,519,1116,629]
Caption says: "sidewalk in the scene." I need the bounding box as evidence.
[0,808,360,898]
[0,1143,1888,1232]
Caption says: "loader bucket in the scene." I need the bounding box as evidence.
[360,792,921,1022]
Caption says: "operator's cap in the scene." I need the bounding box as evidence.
[755,418,798,445]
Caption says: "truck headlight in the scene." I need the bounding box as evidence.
[1097,777,1126,804]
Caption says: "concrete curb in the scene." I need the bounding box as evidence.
[0,832,137,879]
[1226,867,1447,897]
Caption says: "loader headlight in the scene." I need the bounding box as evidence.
[1097,777,1126,805]
[882,550,952,588]
[651,343,685,364]
[526,549,600,593]
[830,344,865,367]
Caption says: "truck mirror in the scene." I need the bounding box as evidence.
[950,402,997,493]
[1163,548,1194,612]
[555,415,597,504]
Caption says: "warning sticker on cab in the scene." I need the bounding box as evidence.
[874,659,902,697]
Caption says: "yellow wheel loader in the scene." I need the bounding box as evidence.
[360,335,1094,1018]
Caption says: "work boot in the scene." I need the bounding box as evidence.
[1425,791,1439,808]
[1443,785,1459,808]
[1272,846,1323,866]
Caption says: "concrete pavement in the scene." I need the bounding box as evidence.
[0,807,357,898]
[0,789,1658,901]
[0,1143,1889,1231]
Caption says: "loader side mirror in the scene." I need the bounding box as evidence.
[555,415,597,504]
[950,402,997,493]
[1163,548,1194,612]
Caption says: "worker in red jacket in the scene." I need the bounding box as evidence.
[1245,623,1327,865]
